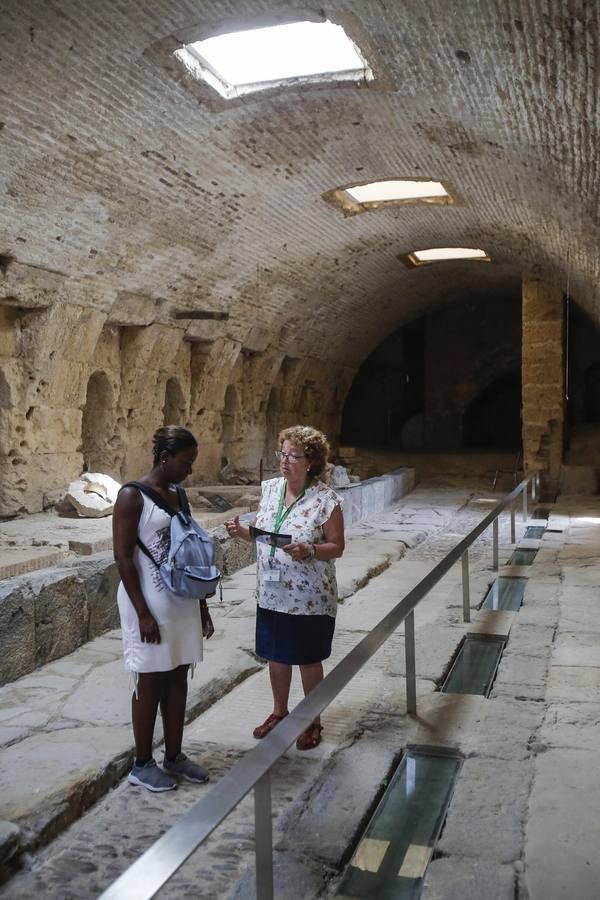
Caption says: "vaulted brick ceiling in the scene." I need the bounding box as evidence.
[0,1,596,366]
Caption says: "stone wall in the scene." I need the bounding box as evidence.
[521,275,565,498]
[341,296,521,451]
[423,296,522,449]
[0,257,355,515]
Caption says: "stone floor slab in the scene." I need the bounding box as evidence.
[525,748,600,899]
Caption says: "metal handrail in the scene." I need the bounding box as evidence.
[100,471,540,900]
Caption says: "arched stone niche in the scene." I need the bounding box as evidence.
[220,383,240,467]
[265,386,280,460]
[81,370,118,476]
[0,367,11,409]
[163,377,187,426]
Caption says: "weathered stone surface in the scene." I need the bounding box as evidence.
[7,485,600,900]
[539,701,600,752]
[0,821,20,866]
[437,757,534,863]
[546,664,600,702]
[422,858,516,900]
[33,572,89,669]
[79,559,120,638]
[0,583,35,685]
[276,715,414,867]
[65,473,121,518]
[522,277,565,500]
[525,749,600,900]
[229,849,334,900]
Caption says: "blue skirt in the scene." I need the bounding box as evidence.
[255,605,335,665]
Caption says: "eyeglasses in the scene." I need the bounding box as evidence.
[275,450,306,462]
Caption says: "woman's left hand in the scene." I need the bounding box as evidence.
[283,541,312,561]
[200,605,214,639]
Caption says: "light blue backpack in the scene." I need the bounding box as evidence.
[124,481,221,601]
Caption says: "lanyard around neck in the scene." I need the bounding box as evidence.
[269,478,307,557]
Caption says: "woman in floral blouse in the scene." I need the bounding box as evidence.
[226,425,345,750]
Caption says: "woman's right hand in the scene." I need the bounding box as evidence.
[225,515,251,541]
[225,515,242,537]
[138,611,161,644]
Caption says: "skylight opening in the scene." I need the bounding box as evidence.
[346,180,449,204]
[174,20,372,99]
[322,178,458,216]
[401,247,491,267]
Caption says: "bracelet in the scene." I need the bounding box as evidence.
[306,542,316,560]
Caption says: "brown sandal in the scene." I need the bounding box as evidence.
[296,722,323,751]
[253,712,288,739]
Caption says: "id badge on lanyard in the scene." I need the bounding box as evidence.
[262,554,282,584]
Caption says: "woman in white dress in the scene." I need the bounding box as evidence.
[226,425,345,750]
[113,426,214,792]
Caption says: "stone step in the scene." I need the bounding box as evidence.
[0,547,67,580]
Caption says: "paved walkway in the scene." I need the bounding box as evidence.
[1,487,599,899]
[0,487,469,859]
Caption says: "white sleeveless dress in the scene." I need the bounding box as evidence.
[117,491,203,675]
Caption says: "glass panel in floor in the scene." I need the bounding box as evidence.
[442,635,506,696]
[481,577,527,611]
[336,748,462,900]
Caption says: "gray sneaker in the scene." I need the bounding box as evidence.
[162,752,209,784]
[128,758,177,792]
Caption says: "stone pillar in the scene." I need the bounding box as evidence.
[522,275,565,500]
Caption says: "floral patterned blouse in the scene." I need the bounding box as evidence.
[255,477,342,617]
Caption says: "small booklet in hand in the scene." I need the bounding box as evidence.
[249,525,292,549]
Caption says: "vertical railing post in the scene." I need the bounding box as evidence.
[461,549,470,623]
[522,482,528,523]
[255,773,274,900]
[405,610,417,715]
[532,472,537,503]
[510,501,516,544]
[492,518,499,571]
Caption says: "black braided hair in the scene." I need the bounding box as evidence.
[152,426,198,465]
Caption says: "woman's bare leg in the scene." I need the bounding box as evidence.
[299,662,324,725]
[268,661,292,717]
[160,664,189,761]
[132,671,165,762]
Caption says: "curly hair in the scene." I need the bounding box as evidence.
[278,425,330,478]
[152,425,197,464]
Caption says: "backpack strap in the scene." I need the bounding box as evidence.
[176,485,191,520]
[120,480,178,516]
[119,481,177,569]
